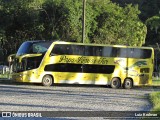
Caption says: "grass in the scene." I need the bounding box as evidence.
[152,78,160,86]
[0,73,10,79]
[150,92,160,111]
[143,92,160,120]
[151,79,160,113]
[149,78,160,112]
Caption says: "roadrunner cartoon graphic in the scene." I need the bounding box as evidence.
[114,59,147,76]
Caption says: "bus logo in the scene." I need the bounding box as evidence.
[2,112,11,117]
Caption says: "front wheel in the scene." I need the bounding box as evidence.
[123,78,133,89]
[42,75,53,86]
[111,78,121,89]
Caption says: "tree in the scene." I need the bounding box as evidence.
[0,0,45,54]
[110,0,160,46]
[92,2,147,46]
[40,0,83,42]
[0,0,148,58]
[145,15,160,46]
[146,15,160,34]
[41,0,98,43]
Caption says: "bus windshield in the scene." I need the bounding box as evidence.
[13,55,44,72]
[16,41,52,56]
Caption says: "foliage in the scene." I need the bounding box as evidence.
[111,0,160,46]
[145,15,160,46]
[41,0,98,43]
[111,0,160,21]
[0,0,151,57]
[41,0,83,42]
[146,16,160,34]
[145,15,160,48]
[93,3,146,46]
[0,0,45,54]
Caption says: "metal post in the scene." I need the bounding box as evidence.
[82,0,86,43]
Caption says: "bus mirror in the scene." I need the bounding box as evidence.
[8,57,12,63]
[8,54,16,63]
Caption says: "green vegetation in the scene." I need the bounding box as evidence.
[150,92,160,111]
[149,79,160,115]
[111,0,160,46]
[0,73,9,79]
[0,0,159,62]
[0,0,151,55]
[152,79,160,86]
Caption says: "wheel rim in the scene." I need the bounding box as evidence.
[45,78,50,84]
[124,79,133,89]
[126,81,130,86]
[111,78,121,88]
[113,81,118,86]
[43,77,51,85]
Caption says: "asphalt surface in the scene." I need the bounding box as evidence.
[0,79,160,119]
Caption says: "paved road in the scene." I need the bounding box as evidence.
[0,80,159,119]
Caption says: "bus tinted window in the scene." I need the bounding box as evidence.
[44,63,115,74]
[102,47,118,57]
[117,48,133,58]
[52,44,84,55]
[52,44,152,58]
[133,48,152,58]
[51,44,64,55]
[17,41,52,55]
[117,48,127,57]
[95,46,103,56]
[72,45,84,55]
[64,45,73,55]
[85,46,118,57]
[117,48,152,58]
[85,46,95,56]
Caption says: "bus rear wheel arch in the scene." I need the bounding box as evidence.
[123,78,133,89]
[42,74,53,86]
[111,77,121,89]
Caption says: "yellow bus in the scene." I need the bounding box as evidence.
[10,40,154,89]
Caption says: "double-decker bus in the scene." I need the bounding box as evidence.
[9,40,154,89]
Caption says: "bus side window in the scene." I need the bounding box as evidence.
[102,47,114,57]
[95,46,102,56]
[85,46,94,56]
[62,45,74,55]
[118,48,128,58]
[117,48,134,58]
[133,49,152,59]
[51,44,58,55]
[51,44,64,55]
[72,45,84,55]
[110,47,118,57]
[133,48,142,58]
[142,49,152,58]
[128,48,134,58]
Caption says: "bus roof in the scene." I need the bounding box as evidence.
[23,40,153,50]
[53,41,153,50]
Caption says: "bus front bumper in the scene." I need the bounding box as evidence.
[12,73,40,83]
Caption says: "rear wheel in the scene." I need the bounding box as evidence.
[123,78,133,89]
[111,78,121,89]
[42,75,53,86]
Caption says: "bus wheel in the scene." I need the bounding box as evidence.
[123,78,133,89]
[111,78,121,89]
[42,75,53,86]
